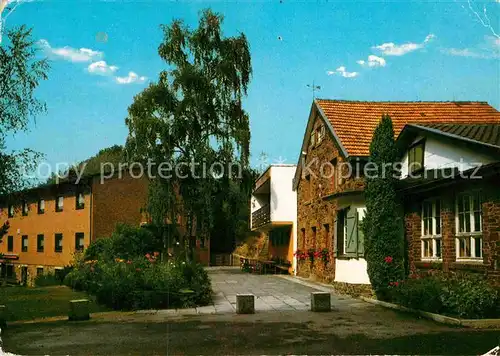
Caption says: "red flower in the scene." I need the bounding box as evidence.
[145,253,151,259]
[394,281,399,287]
[384,256,393,264]
[136,268,141,272]
[153,251,160,257]
[126,260,132,265]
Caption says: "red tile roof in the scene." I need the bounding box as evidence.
[315,100,500,156]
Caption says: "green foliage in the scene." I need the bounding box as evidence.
[442,274,500,319]
[390,277,444,313]
[362,114,405,300]
[125,9,254,256]
[0,26,48,195]
[390,273,500,319]
[65,256,212,310]
[83,224,163,262]
[68,224,212,310]
[34,272,61,287]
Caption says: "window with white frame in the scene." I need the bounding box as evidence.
[421,200,442,259]
[456,191,482,259]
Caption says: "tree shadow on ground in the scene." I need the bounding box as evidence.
[3,319,500,355]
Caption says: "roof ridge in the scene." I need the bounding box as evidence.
[314,99,490,104]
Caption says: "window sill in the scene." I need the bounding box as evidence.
[37,250,44,253]
[76,206,85,210]
[455,233,482,237]
[55,209,63,213]
[37,211,44,215]
[55,250,62,253]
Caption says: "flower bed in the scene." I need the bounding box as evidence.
[65,254,212,310]
[64,224,212,311]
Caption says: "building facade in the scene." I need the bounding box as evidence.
[250,165,297,274]
[293,100,500,287]
[0,169,210,285]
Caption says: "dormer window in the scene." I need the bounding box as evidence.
[408,140,425,175]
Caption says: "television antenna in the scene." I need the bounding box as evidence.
[306,80,321,100]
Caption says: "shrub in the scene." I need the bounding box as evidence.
[362,115,405,300]
[443,275,500,319]
[84,238,113,261]
[34,272,60,287]
[390,273,500,319]
[390,277,444,314]
[65,255,212,310]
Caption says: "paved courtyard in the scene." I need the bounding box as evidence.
[208,266,365,313]
[4,267,500,355]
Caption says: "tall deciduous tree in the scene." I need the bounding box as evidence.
[125,9,253,256]
[362,114,405,300]
[0,25,49,241]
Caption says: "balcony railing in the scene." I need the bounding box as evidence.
[252,204,271,229]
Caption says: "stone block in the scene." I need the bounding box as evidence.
[236,294,255,314]
[310,292,331,312]
[69,299,90,321]
[0,305,6,327]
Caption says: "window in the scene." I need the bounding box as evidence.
[75,232,84,252]
[22,235,28,252]
[55,196,63,212]
[408,140,425,174]
[8,205,14,218]
[55,233,63,253]
[36,267,44,276]
[311,226,317,249]
[76,192,85,210]
[421,200,442,259]
[456,191,482,259]
[38,199,45,214]
[336,207,365,257]
[7,235,13,252]
[309,130,316,148]
[316,125,325,145]
[37,234,44,252]
[323,224,330,249]
[301,228,306,249]
[22,200,28,216]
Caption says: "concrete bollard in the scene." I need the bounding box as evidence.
[310,292,331,312]
[0,305,6,327]
[236,294,255,314]
[68,299,90,321]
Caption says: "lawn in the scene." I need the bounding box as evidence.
[0,285,109,322]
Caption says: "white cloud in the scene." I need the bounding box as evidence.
[357,54,386,68]
[441,35,500,59]
[327,66,358,78]
[373,34,436,56]
[115,71,147,85]
[39,39,102,62]
[87,61,119,76]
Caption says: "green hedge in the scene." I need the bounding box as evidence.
[64,255,212,310]
[389,273,500,319]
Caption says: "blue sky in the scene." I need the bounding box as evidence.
[4,0,500,172]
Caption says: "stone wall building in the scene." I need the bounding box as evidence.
[293,100,500,287]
